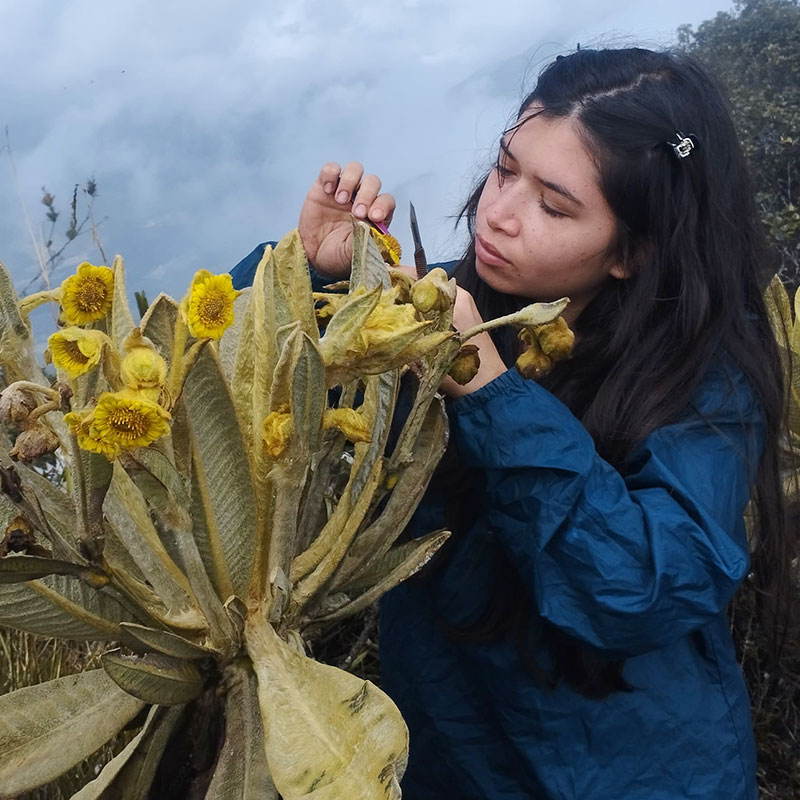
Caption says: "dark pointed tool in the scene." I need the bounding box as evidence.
[409,202,429,280]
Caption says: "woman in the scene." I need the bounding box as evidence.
[231,48,788,799]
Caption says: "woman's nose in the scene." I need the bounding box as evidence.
[484,186,521,236]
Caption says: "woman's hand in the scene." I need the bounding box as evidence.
[440,287,508,398]
[298,162,396,278]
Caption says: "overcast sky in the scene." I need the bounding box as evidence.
[1,0,734,311]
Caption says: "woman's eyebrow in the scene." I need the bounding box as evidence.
[500,136,584,208]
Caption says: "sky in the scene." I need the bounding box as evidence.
[0,0,735,313]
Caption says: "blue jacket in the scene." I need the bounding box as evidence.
[231,245,761,800]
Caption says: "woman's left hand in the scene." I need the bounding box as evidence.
[439,287,508,398]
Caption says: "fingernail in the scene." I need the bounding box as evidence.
[336,190,349,204]
[323,182,334,194]
[371,208,385,221]
[354,203,367,218]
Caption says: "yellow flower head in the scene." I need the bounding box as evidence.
[48,328,108,378]
[121,346,167,391]
[262,405,293,458]
[64,407,122,459]
[91,390,171,452]
[370,229,402,266]
[60,263,114,325]
[322,408,371,443]
[182,270,241,340]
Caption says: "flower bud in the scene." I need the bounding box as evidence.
[515,335,552,380]
[448,345,481,385]
[535,316,574,361]
[410,268,456,314]
[121,346,167,391]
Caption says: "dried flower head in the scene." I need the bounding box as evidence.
[0,384,37,425]
[9,424,60,463]
[48,328,108,378]
[262,406,294,458]
[182,270,241,340]
[60,263,114,325]
[322,408,371,443]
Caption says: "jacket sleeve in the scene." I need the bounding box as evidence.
[448,365,764,657]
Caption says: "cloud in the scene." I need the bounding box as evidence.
[0,0,735,309]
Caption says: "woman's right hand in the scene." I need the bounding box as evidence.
[298,162,396,278]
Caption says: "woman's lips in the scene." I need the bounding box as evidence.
[475,234,510,267]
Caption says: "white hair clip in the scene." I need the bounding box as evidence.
[669,132,697,159]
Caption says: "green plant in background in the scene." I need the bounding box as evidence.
[678,0,800,284]
[0,221,570,799]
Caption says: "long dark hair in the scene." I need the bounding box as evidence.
[431,48,790,696]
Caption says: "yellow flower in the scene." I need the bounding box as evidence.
[182,270,241,340]
[91,391,171,452]
[60,263,114,325]
[121,346,167,391]
[370,229,402,265]
[322,408,371,443]
[64,408,122,459]
[262,405,293,458]
[48,328,108,378]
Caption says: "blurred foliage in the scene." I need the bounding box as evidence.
[678,0,800,285]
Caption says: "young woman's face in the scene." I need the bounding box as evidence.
[474,108,627,320]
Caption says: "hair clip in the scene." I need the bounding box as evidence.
[669,132,697,159]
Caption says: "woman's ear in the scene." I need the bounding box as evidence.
[609,261,631,280]
[610,239,651,280]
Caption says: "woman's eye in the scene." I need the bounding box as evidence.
[494,163,515,180]
[539,197,567,219]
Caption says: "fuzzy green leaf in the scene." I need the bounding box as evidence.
[0,669,145,796]
[0,575,128,639]
[102,649,204,706]
[205,660,278,800]
[110,254,136,350]
[349,221,391,291]
[0,553,104,583]
[246,619,407,800]
[183,345,257,601]
[316,530,450,623]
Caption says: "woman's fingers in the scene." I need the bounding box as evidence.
[334,161,365,204]
[318,162,343,195]
[351,173,381,218]
[371,192,395,225]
